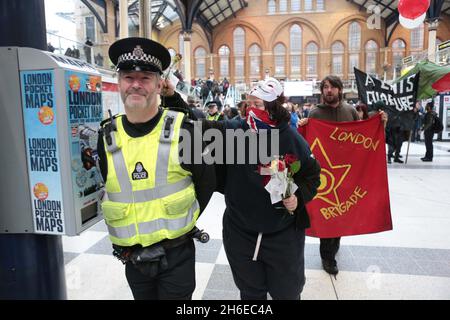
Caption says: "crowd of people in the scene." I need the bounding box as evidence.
[97,36,441,301]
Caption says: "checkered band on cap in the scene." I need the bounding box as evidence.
[117,47,163,71]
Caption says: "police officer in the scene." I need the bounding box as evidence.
[97,37,215,300]
[205,101,224,121]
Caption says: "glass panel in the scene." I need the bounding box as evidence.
[317,0,324,10]
[392,39,406,49]
[250,56,260,75]
[304,0,312,11]
[233,27,245,55]
[235,56,245,76]
[306,54,317,74]
[249,44,261,76]
[332,41,344,53]
[219,45,230,77]
[85,16,95,42]
[234,28,245,77]
[195,47,206,78]
[291,0,301,11]
[366,52,376,74]
[291,55,301,73]
[274,44,286,75]
[349,53,359,72]
[411,24,424,49]
[349,22,361,50]
[332,55,343,75]
[268,0,276,13]
[306,42,318,53]
[290,24,302,53]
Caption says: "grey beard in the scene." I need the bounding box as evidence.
[124,95,149,110]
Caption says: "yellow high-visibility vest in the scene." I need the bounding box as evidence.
[207,113,221,121]
[101,109,199,247]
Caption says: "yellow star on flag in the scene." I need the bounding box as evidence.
[310,138,352,207]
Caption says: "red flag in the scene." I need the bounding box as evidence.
[299,115,392,238]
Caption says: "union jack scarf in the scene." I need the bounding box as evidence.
[246,107,278,133]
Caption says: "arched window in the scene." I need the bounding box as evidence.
[274,43,286,76]
[219,45,230,77]
[348,22,361,75]
[233,27,245,78]
[392,39,406,72]
[365,40,378,75]
[290,24,302,75]
[304,0,312,11]
[280,0,288,12]
[291,0,301,11]
[268,0,276,13]
[194,47,206,78]
[332,41,344,76]
[306,42,318,77]
[249,44,261,77]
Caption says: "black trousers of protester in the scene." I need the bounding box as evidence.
[424,129,434,160]
[387,127,404,159]
[222,212,305,300]
[319,237,341,261]
[125,240,195,300]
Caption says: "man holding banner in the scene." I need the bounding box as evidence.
[299,75,390,276]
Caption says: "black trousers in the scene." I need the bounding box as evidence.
[424,129,434,160]
[387,127,403,159]
[222,213,305,300]
[125,240,195,300]
[320,237,341,261]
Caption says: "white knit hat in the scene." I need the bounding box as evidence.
[248,77,283,102]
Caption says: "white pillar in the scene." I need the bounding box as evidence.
[119,0,129,39]
[427,20,439,63]
[139,0,152,38]
[183,32,192,83]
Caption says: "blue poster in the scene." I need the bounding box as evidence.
[65,71,103,222]
[21,69,65,234]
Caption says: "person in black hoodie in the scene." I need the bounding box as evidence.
[163,77,321,300]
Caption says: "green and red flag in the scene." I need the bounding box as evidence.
[299,115,393,238]
[395,60,450,99]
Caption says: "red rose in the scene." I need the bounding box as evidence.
[284,154,298,166]
[278,160,286,171]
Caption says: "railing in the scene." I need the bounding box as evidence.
[46,32,107,69]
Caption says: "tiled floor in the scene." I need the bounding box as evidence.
[63,141,450,300]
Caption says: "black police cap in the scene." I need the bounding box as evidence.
[108,37,171,74]
[206,101,218,108]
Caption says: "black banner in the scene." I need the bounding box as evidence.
[354,68,419,130]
